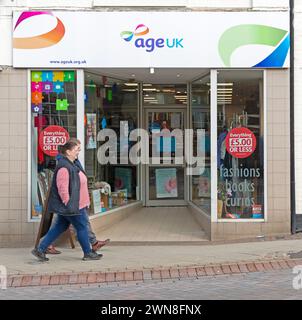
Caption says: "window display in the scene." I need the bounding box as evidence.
[217,70,264,220]
[31,70,77,219]
[29,69,264,221]
[84,73,139,215]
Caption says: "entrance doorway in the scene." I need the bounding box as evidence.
[144,107,187,206]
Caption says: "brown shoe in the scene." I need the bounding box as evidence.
[92,239,110,251]
[45,245,62,254]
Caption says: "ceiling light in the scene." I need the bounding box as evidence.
[206,82,233,86]
[124,83,138,86]
[217,91,233,94]
[162,89,175,93]
[150,67,155,74]
[143,88,157,91]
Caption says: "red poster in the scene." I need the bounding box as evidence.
[225,127,256,159]
[39,125,70,157]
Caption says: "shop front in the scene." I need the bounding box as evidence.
[13,10,291,241]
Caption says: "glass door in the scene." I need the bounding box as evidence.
[145,108,187,206]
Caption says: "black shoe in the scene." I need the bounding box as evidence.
[31,248,49,262]
[92,249,104,257]
[82,251,103,261]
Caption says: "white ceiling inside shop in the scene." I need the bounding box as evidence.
[85,68,210,84]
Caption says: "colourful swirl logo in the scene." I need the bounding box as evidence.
[218,24,290,67]
[120,24,183,52]
[13,11,65,49]
[120,24,150,42]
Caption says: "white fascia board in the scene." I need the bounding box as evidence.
[93,0,252,8]
[7,0,93,9]
[93,0,289,10]
[252,0,289,8]
[187,0,251,8]
[93,0,187,7]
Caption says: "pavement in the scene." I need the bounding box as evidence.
[1,269,302,300]
[1,235,302,288]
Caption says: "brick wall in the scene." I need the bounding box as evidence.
[0,68,39,247]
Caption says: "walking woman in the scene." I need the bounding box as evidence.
[32,140,102,262]
[46,138,110,255]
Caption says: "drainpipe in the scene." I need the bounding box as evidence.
[290,0,296,234]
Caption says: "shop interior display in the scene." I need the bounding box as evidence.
[31,71,77,219]
[216,74,264,220]
[84,73,138,215]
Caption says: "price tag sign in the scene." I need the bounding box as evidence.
[226,127,256,159]
[39,125,70,157]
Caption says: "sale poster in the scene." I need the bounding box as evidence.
[225,127,256,158]
[38,125,70,157]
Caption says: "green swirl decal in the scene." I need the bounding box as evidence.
[218,25,288,67]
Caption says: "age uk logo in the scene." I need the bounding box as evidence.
[120,24,184,52]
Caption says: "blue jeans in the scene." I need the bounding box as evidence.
[52,209,97,245]
[38,208,91,255]
[77,209,97,245]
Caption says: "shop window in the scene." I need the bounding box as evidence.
[191,74,211,215]
[143,84,187,106]
[31,70,77,219]
[217,70,264,220]
[84,73,138,215]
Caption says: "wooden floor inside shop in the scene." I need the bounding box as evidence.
[95,207,209,243]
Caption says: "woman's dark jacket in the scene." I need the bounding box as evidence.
[47,157,86,216]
